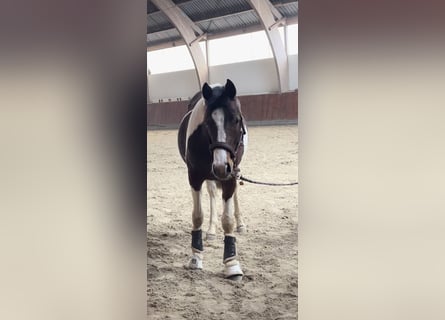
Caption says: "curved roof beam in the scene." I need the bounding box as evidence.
[247,0,289,92]
[150,0,208,87]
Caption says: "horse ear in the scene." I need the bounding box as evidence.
[202,83,212,100]
[225,79,236,99]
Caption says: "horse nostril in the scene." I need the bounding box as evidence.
[212,163,231,179]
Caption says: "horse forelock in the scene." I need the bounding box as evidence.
[205,85,224,109]
[205,86,241,115]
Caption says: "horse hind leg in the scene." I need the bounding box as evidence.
[205,180,218,240]
[187,187,204,270]
[234,184,246,234]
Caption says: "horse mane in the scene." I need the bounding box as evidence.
[188,91,202,111]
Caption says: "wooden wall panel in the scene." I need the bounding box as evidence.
[147,91,298,128]
[238,91,298,122]
[147,100,188,127]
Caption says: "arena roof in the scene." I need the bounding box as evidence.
[147,0,298,50]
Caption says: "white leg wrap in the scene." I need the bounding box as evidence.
[224,260,243,278]
[206,233,216,240]
[187,253,203,270]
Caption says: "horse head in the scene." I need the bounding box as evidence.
[202,79,245,180]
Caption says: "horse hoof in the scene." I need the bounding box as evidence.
[206,233,216,241]
[227,274,243,281]
[236,225,247,234]
[186,254,203,270]
[224,261,243,280]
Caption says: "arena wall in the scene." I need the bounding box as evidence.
[147,54,298,128]
[147,90,297,128]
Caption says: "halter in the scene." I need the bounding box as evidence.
[209,141,237,159]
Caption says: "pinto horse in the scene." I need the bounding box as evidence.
[177,79,248,280]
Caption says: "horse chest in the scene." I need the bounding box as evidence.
[186,126,213,174]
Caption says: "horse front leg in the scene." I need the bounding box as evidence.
[221,179,243,280]
[188,185,204,269]
[234,184,246,233]
[205,180,218,240]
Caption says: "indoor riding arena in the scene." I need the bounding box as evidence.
[147,1,298,319]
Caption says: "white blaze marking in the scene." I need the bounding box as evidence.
[212,108,226,141]
[212,108,228,166]
[213,148,227,165]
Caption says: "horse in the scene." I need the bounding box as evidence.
[177,79,248,280]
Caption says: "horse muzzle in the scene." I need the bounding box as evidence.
[211,162,233,180]
[210,143,236,180]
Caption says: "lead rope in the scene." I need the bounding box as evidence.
[233,168,298,186]
[239,175,298,186]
